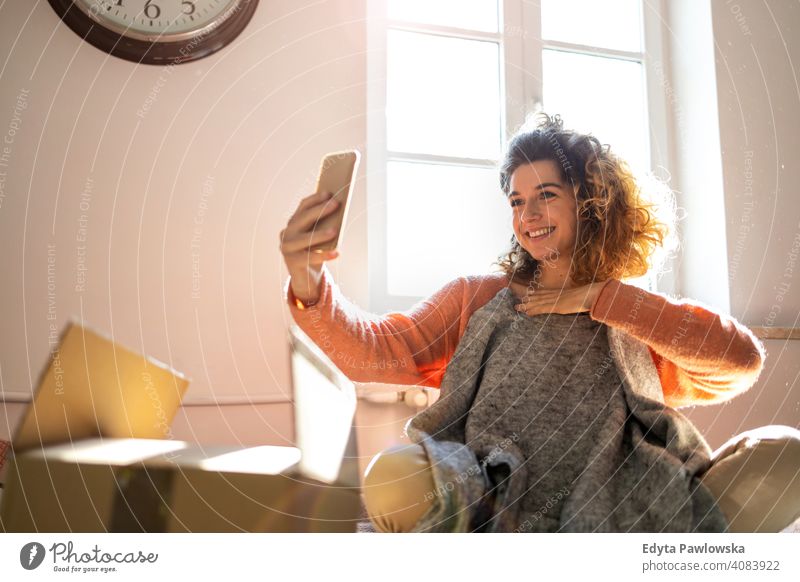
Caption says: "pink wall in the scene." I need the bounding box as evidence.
[0,0,373,450]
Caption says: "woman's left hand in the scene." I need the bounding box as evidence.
[511,281,610,317]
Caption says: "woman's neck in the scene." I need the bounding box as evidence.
[515,264,576,290]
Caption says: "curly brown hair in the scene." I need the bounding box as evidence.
[495,113,676,286]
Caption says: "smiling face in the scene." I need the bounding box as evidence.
[508,159,579,272]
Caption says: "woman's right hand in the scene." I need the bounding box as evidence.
[279,190,341,304]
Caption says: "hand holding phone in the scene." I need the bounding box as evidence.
[309,150,359,252]
[279,150,360,303]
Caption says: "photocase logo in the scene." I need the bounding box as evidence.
[20,542,46,570]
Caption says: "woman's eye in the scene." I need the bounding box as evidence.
[510,192,554,207]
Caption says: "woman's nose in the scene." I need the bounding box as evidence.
[521,200,542,221]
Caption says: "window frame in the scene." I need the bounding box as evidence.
[367,0,675,313]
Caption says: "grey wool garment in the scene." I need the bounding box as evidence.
[405,287,729,533]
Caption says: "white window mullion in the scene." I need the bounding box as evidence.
[386,151,497,169]
[542,40,643,63]
[367,0,390,312]
[642,0,677,296]
[501,0,526,139]
[386,20,501,43]
[502,0,544,133]
[642,0,672,180]
[521,0,544,118]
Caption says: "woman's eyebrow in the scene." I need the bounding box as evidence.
[536,182,563,190]
[509,182,563,196]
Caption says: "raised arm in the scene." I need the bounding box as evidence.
[285,266,468,387]
[280,189,508,387]
[589,279,766,408]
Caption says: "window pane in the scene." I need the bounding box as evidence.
[542,49,649,173]
[542,0,642,52]
[387,30,502,160]
[387,0,499,33]
[387,161,510,297]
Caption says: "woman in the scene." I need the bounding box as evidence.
[280,114,800,533]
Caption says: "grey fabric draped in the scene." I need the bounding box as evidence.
[405,287,729,533]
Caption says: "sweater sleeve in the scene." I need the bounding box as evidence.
[284,265,466,388]
[589,279,766,408]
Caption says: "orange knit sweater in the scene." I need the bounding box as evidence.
[285,266,766,409]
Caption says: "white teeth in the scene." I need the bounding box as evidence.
[528,226,555,238]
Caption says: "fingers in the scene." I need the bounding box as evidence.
[289,249,339,269]
[514,288,590,316]
[515,302,551,317]
[514,303,538,316]
[521,288,556,300]
[514,291,557,315]
[280,193,343,277]
[315,249,339,263]
[288,193,340,233]
[280,227,339,254]
[295,190,332,213]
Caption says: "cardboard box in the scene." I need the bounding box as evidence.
[1,438,361,532]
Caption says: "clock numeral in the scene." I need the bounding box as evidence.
[182,1,196,15]
[144,0,160,19]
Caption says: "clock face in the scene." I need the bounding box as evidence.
[75,0,239,41]
[48,0,258,64]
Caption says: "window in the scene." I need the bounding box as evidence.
[368,0,670,312]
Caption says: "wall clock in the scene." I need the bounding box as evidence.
[47,0,259,65]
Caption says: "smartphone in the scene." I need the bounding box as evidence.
[310,149,360,253]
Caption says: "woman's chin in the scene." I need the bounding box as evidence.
[515,235,564,263]
[523,246,559,262]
